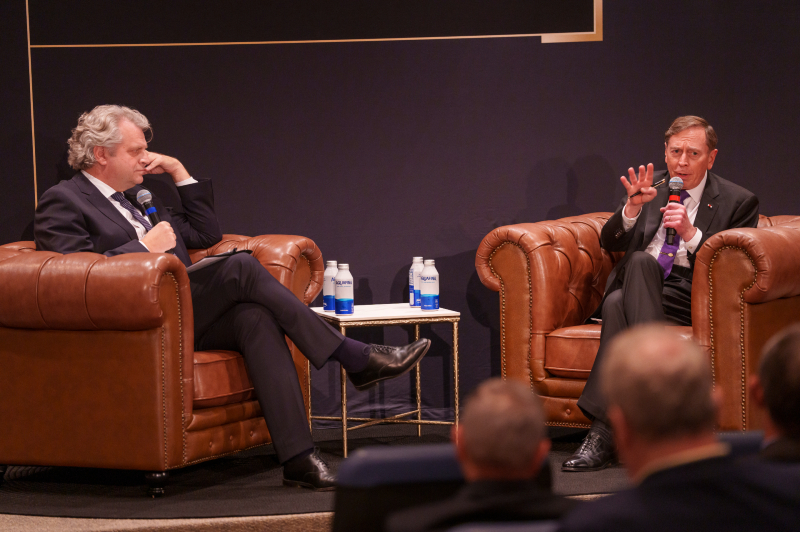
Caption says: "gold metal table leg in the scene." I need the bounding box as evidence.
[453,321,460,432]
[340,325,348,458]
[415,324,422,437]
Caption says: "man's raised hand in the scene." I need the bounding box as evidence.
[621,163,656,218]
[141,221,177,253]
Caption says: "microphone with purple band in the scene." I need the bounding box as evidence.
[666,177,684,246]
[136,189,175,254]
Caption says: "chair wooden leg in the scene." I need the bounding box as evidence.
[145,471,168,497]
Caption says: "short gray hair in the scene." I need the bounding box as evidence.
[601,325,716,440]
[759,325,800,440]
[460,378,546,471]
[67,105,151,170]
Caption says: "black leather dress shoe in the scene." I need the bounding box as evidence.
[347,339,431,391]
[283,449,337,491]
[561,423,616,472]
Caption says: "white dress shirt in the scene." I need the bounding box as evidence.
[621,172,707,269]
[81,170,197,250]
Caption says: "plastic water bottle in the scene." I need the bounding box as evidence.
[334,263,354,315]
[409,257,423,306]
[420,259,439,311]
[323,260,337,311]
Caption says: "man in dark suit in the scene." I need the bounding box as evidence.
[750,325,800,463]
[561,326,800,531]
[387,378,575,531]
[34,105,431,490]
[563,116,760,472]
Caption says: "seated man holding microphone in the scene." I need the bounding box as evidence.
[33,104,430,490]
[562,116,759,472]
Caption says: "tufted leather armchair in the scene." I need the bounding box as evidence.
[476,214,800,431]
[0,235,323,490]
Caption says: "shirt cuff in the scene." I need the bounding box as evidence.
[139,240,150,252]
[685,228,703,254]
[175,176,198,187]
[622,208,641,231]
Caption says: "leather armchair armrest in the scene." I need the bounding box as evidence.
[0,250,193,331]
[189,234,324,304]
[692,222,800,430]
[475,214,615,382]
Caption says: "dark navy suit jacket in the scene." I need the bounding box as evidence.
[34,172,222,266]
[588,170,759,320]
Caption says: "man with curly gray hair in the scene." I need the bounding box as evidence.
[34,104,432,491]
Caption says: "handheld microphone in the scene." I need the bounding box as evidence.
[136,189,161,226]
[666,177,684,246]
[136,189,175,254]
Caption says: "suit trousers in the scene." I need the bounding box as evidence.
[189,253,344,462]
[577,251,693,422]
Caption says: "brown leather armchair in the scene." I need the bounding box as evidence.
[0,235,323,492]
[476,214,800,431]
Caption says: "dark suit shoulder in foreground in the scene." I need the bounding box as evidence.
[560,455,800,531]
[387,479,576,532]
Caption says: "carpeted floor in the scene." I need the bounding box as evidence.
[0,425,626,521]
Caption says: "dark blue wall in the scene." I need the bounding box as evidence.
[4,0,800,427]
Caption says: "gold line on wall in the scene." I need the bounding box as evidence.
[26,0,38,208]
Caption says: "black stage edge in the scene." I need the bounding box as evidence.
[0,425,627,520]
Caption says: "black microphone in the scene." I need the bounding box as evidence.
[666,176,684,246]
[136,189,175,254]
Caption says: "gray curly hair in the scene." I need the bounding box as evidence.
[67,105,151,170]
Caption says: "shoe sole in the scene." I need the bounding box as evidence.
[353,340,431,392]
[561,460,617,473]
[282,479,337,491]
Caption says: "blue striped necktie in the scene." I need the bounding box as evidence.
[111,192,153,231]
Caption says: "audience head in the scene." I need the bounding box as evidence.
[601,325,719,477]
[752,325,800,441]
[454,378,549,481]
[68,105,151,170]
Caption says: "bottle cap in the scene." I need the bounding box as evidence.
[412,257,423,262]
[424,259,435,265]
[338,263,349,269]
[326,260,337,267]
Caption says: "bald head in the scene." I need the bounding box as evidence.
[601,325,716,440]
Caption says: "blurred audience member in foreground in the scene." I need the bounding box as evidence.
[388,378,575,531]
[561,325,800,531]
[750,324,800,462]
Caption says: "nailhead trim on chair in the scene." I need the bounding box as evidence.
[707,245,757,431]
[167,272,188,465]
[488,241,534,390]
[160,325,168,470]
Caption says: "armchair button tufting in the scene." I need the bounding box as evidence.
[250,431,254,437]
[565,408,571,415]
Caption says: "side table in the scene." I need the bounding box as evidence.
[310,303,461,457]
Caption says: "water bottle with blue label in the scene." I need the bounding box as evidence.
[409,257,423,306]
[323,260,337,311]
[420,259,439,311]
[334,263,354,315]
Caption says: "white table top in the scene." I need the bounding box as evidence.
[311,302,460,323]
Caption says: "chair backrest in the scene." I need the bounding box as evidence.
[333,444,464,531]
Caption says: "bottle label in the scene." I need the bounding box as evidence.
[409,269,415,306]
[421,294,439,310]
[335,298,354,314]
[413,289,421,307]
[323,295,335,311]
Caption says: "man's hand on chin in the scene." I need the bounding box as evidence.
[143,152,191,184]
